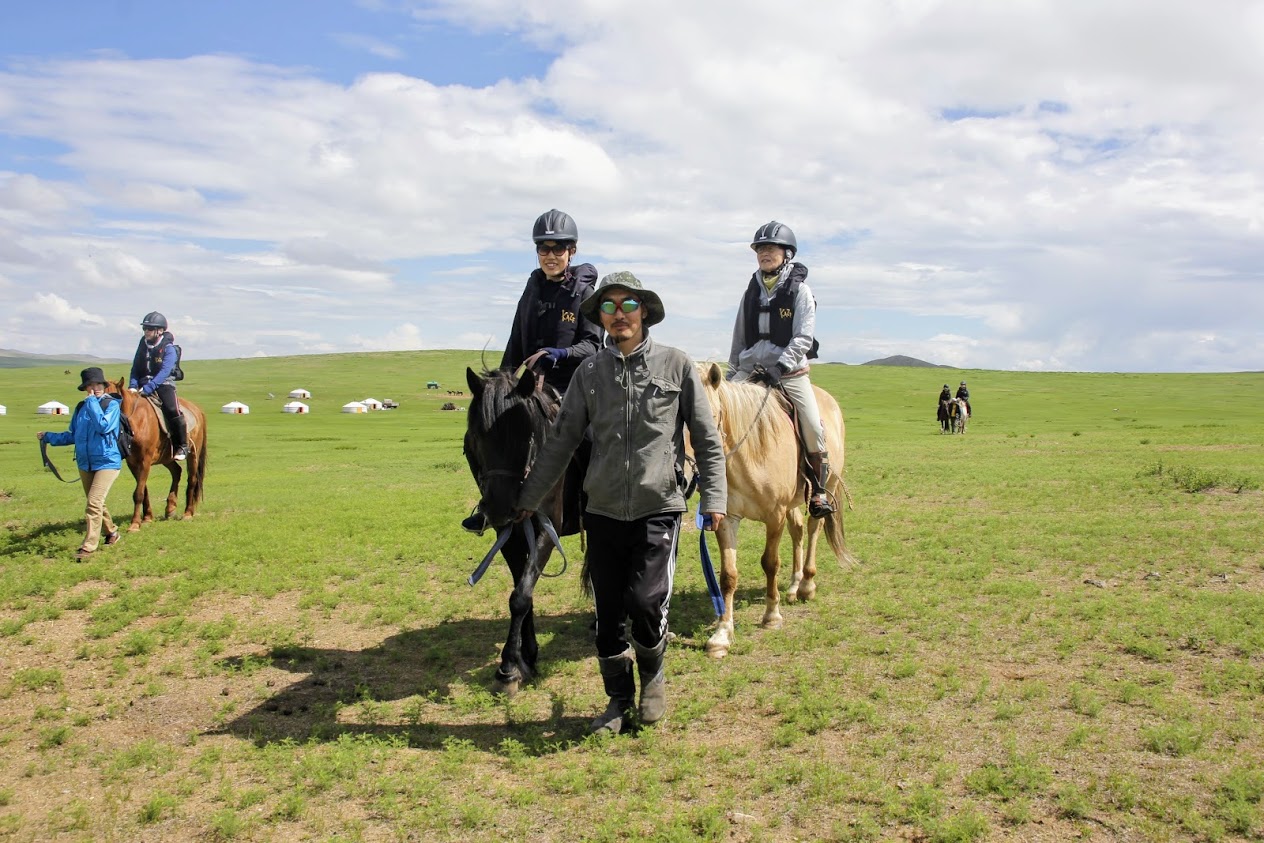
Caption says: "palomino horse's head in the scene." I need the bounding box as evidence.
[464,367,557,529]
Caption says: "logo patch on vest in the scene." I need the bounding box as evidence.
[561,310,577,323]
[779,308,793,319]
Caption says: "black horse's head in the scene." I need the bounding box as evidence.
[464,367,559,529]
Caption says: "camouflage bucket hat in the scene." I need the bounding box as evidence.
[580,271,666,327]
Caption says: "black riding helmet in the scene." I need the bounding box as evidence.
[141,311,168,330]
[532,209,578,244]
[751,221,797,260]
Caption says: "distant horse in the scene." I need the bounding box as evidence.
[697,363,857,658]
[464,367,583,695]
[938,398,953,433]
[107,378,208,532]
[952,398,969,434]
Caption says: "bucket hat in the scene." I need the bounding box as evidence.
[580,271,666,327]
[77,367,107,391]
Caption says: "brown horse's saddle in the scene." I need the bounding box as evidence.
[141,394,197,439]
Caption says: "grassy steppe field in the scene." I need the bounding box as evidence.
[1,353,1262,842]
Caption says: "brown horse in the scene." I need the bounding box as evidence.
[107,378,208,531]
[697,363,856,658]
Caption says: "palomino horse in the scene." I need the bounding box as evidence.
[107,378,208,531]
[463,367,583,695]
[952,398,969,433]
[696,363,857,658]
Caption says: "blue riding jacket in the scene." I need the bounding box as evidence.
[44,395,122,471]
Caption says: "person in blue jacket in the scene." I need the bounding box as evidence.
[129,311,189,460]
[37,367,124,560]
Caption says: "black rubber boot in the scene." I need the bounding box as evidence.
[632,637,667,725]
[170,413,190,461]
[806,451,835,518]
[591,649,635,735]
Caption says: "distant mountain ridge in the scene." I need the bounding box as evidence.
[0,348,127,370]
[861,355,951,368]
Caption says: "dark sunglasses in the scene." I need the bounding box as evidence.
[599,299,640,315]
[536,243,572,256]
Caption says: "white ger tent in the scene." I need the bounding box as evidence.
[288,388,311,399]
[361,397,384,410]
[37,401,70,415]
[282,401,309,414]
[221,401,250,414]
[341,401,368,414]
[0,404,7,416]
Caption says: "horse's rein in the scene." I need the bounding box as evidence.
[39,438,78,483]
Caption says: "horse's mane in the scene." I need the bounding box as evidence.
[712,377,789,454]
[471,368,559,435]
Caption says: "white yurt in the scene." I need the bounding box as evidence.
[221,401,250,415]
[361,397,384,410]
[341,401,368,414]
[37,401,70,415]
[0,404,7,416]
[282,401,309,414]
[288,388,311,399]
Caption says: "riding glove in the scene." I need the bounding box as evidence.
[540,347,569,368]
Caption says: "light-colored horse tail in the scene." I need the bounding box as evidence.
[822,465,859,566]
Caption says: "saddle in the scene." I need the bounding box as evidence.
[141,394,197,440]
[750,366,816,499]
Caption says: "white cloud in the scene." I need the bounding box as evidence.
[1,1,1262,371]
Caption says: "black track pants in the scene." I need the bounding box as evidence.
[585,511,681,659]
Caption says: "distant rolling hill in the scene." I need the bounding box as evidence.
[0,348,127,370]
[861,355,951,368]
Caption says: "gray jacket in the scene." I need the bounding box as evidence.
[728,262,819,377]
[518,335,727,521]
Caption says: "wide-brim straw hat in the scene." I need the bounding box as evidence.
[580,271,666,327]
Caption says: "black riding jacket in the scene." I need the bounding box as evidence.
[501,263,602,393]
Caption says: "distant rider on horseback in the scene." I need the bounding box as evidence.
[129,311,189,461]
[956,380,972,417]
[728,221,835,518]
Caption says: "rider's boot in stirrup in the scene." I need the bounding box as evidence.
[806,451,835,518]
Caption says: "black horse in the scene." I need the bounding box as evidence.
[463,367,583,695]
[937,398,953,433]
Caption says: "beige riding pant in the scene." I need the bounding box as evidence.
[732,370,829,454]
[78,468,120,552]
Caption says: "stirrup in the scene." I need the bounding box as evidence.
[173,445,190,461]
[808,494,835,518]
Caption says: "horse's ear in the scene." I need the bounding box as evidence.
[515,368,537,398]
[706,362,723,387]
[466,367,483,399]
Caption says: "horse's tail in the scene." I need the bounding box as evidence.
[824,476,859,566]
[189,438,207,504]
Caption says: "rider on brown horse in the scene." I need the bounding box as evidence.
[129,312,188,461]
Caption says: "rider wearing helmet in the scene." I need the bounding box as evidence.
[728,221,835,517]
[129,311,189,461]
[462,209,602,534]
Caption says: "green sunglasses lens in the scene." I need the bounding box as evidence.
[599,299,640,315]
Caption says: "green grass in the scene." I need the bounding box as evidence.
[2,353,1263,840]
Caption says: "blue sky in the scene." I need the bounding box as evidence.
[3,0,1263,372]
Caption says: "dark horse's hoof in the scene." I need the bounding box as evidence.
[492,669,522,697]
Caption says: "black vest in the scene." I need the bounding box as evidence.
[741,262,819,359]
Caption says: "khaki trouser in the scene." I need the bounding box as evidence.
[78,468,120,552]
[779,373,828,454]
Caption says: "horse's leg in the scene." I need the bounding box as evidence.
[128,463,150,532]
[705,516,741,659]
[164,462,182,519]
[493,534,545,696]
[784,507,808,604]
[759,517,787,628]
[797,516,823,602]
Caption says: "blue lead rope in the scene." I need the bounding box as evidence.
[696,510,725,617]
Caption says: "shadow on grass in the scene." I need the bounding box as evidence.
[0,519,87,556]
[215,610,600,753]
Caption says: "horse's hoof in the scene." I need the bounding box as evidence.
[761,614,783,630]
[704,642,729,660]
[492,678,521,697]
[796,584,817,602]
[182,514,193,521]
[785,590,799,605]
[127,524,141,533]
